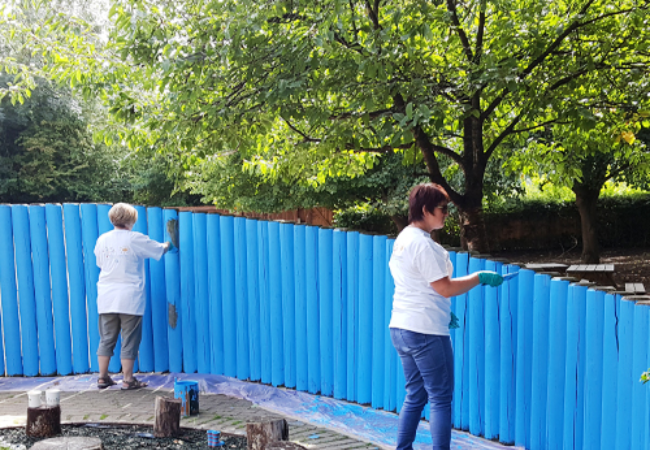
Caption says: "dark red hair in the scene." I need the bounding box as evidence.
[408,183,450,223]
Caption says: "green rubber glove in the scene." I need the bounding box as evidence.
[477,271,504,287]
[449,312,460,329]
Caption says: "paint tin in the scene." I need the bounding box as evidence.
[28,390,43,408]
[173,379,199,416]
[207,430,224,447]
[46,389,60,406]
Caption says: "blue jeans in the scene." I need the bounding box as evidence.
[390,328,454,450]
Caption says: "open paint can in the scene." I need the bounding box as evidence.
[173,379,199,417]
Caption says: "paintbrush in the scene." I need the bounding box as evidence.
[166,218,179,252]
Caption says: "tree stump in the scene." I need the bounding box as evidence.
[31,436,103,449]
[247,419,289,450]
[154,396,182,438]
[265,442,307,450]
[26,405,61,438]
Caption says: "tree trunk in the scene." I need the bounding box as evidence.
[247,419,289,450]
[573,184,602,264]
[154,397,182,438]
[459,205,490,253]
[26,406,61,438]
[389,214,408,233]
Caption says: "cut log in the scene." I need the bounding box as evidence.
[154,396,182,438]
[31,436,103,449]
[247,419,289,450]
[265,442,307,450]
[26,405,61,438]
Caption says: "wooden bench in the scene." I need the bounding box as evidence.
[566,264,616,287]
[625,283,646,294]
[524,263,569,273]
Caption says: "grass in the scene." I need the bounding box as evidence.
[83,414,89,420]
[100,414,108,420]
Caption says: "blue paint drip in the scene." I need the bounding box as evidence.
[193,213,211,374]
[147,207,169,373]
[28,205,56,376]
[11,205,38,376]
[207,214,223,375]
[163,209,183,373]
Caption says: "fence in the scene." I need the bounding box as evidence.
[0,203,648,450]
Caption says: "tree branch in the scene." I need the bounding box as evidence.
[329,108,393,120]
[446,0,474,62]
[346,142,414,153]
[485,115,522,159]
[474,0,487,64]
[282,116,321,143]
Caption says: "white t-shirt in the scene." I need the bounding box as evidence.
[95,230,166,316]
[389,225,454,336]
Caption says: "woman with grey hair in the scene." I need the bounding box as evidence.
[94,203,172,390]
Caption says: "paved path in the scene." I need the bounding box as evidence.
[0,389,377,450]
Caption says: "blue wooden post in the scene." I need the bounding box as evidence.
[514,269,534,447]
[319,228,334,396]
[346,231,359,402]
[29,205,56,376]
[268,221,284,386]
[484,259,503,440]
[0,205,19,375]
[257,221,272,383]
[453,251,469,430]
[220,215,237,378]
[468,256,485,436]
[97,203,122,373]
[234,217,250,380]
[10,205,39,376]
[563,283,588,450]
[246,219,261,382]
[529,273,551,450]
[357,233,373,404]
[46,204,72,375]
[333,229,347,399]
[80,204,100,373]
[146,207,169,373]
[193,213,211,374]
[294,224,308,391]
[630,300,649,450]
[305,225,320,393]
[448,249,458,420]
[280,222,296,388]
[131,205,153,373]
[600,292,619,450]
[384,239,396,412]
[615,296,636,450]
[583,288,605,450]
[179,212,197,373]
[63,204,89,374]
[370,235,386,409]
[207,214,223,375]
[545,277,569,450]
[499,264,519,444]
[163,208,183,373]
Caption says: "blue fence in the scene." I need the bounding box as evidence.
[0,203,648,449]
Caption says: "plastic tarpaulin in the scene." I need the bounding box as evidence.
[0,374,519,450]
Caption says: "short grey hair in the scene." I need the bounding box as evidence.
[108,203,138,227]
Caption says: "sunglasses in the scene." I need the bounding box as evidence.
[436,205,449,214]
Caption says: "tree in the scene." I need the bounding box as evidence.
[505,112,650,263]
[6,0,650,250]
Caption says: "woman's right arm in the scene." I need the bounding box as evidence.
[430,274,481,298]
